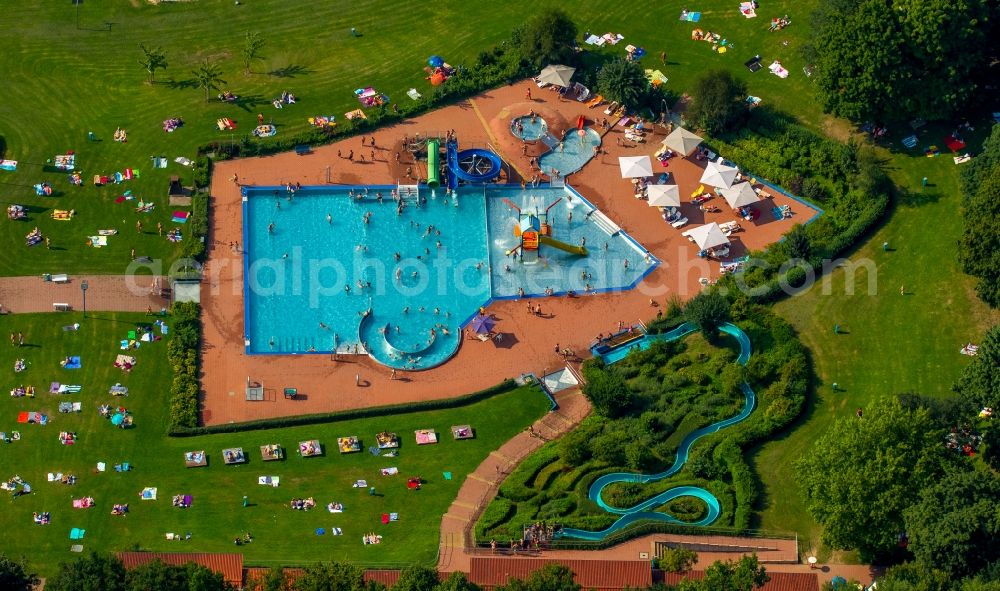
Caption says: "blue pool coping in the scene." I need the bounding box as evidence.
[240,183,660,358]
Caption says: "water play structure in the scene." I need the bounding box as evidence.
[426,139,441,189]
[503,196,588,264]
[558,322,755,541]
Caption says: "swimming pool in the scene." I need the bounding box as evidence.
[243,184,656,369]
[510,116,548,141]
[538,127,601,176]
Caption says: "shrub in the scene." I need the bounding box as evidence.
[167,302,202,431]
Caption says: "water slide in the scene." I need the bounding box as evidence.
[445,141,459,190]
[426,139,440,189]
[449,147,502,183]
[559,322,755,541]
[538,235,588,256]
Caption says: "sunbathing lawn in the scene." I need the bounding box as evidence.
[0,0,820,275]
[0,312,550,577]
[754,130,1000,558]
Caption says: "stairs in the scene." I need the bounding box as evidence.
[397,183,420,202]
[589,209,621,236]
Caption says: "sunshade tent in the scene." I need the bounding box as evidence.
[720,182,759,208]
[619,155,653,178]
[428,55,444,67]
[647,184,681,207]
[661,127,703,156]
[537,64,576,88]
[700,161,739,189]
[688,222,730,250]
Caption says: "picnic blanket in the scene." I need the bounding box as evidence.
[174,157,193,167]
[0,160,17,171]
[380,467,399,476]
[172,211,189,224]
[69,528,85,539]
[768,61,789,78]
[351,480,368,488]
[59,402,82,413]
[406,88,422,101]
[140,487,157,500]
[151,157,168,168]
[258,476,280,487]
[944,135,967,152]
[51,383,82,394]
[345,109,367,121]
[17,411,47,425]
[680,11,702,22]
[901,134,919,149]
[87,236,108,248]
[63,356,81,369]
[740,2,757,17]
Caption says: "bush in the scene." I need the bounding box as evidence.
[687,69,748,135]
[684,291,731,337]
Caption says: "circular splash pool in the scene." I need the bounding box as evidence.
[510,115,548,141]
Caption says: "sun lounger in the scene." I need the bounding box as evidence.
[585,94,604,107]
[603,101,619,115]
[671,217,689,228]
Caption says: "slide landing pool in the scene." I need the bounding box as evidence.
[558,322,755,541]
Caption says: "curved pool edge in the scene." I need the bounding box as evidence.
[559,322,755,540]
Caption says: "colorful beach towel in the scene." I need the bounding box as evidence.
[681,11,702,22]
[171,211,190,224]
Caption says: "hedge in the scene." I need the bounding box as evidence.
[167,378,520,436]
[167,302,202,432]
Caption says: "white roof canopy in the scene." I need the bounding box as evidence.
[646,184,681,207]
[619,155,653,178]
[661,127,703,156]
[699,161,739,189]
[688,222,731,250]
[720,182,760,208]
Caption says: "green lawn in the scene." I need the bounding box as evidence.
[752,139,1000,555]
[0,312,550,577]
[0,0,818,275]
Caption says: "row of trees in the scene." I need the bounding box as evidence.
[959,125,1000,308]
[797,324,1000,585]
[806,0,999,122]
[0,553,773,591]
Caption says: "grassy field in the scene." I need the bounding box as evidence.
[0,312,550,576]
[751,136,1000,555]
[0,0,818,275]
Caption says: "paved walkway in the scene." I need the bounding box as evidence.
[437,387,591,573]
[0,275,169,314]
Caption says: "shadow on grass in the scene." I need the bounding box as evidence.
[233,94,269,112]
[165,77,198,91]
[268,64,310,78]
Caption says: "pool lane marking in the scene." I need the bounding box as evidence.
[468,98,530,181]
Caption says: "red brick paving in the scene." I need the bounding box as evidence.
[202,80,817,426]
[0,275,168,314]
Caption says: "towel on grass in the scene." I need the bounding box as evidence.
[257,476,280,487]
[69,528,85,540]
[380,467,398,476]
[140,487,157,500]
[172,211,189,224]
[63,356,81,369]
[681,11,701,22]
[88,236,108,248]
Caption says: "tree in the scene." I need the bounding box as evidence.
[192,60,226,102]
[953,324,1000,411]
[242,31,266,75]
[903,468,1000,578]
[683,291,730,338]
[659,547,699,574]
[581,363,634,418]
[249,566,292,591]
[392,565,439,591]
[685,70,747,135]
[137,43,167,84]
[959,128,1000,307]
[499,564,580,591]
[46,552,127,591]
[795,397,948,559]
[596,58,647,109]
[702,555,769,591]
[296,562,368,591]
[785,224,811,261]
[808,0,997,121]
[519,9,578,70]
[0,554,38,591]
[435,572,481,591]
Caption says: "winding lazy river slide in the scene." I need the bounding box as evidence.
[559,322,755,541]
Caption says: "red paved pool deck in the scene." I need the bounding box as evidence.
[203,81,816,425]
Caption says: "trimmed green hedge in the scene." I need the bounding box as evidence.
[168,379,519,436]
[167,302,202,432]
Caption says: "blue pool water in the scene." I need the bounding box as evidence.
[510,116,548,141]
[538,127,601,176]
[243,185,656,369]
[559,323,755,540]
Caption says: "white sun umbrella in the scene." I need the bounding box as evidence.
[699,161,739,189]
[661,127,703,156]
[720,182,760,209]
[537,64,576,88]
[619,155,653,178]
[688,222,731,250]
[647,184,681,207]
